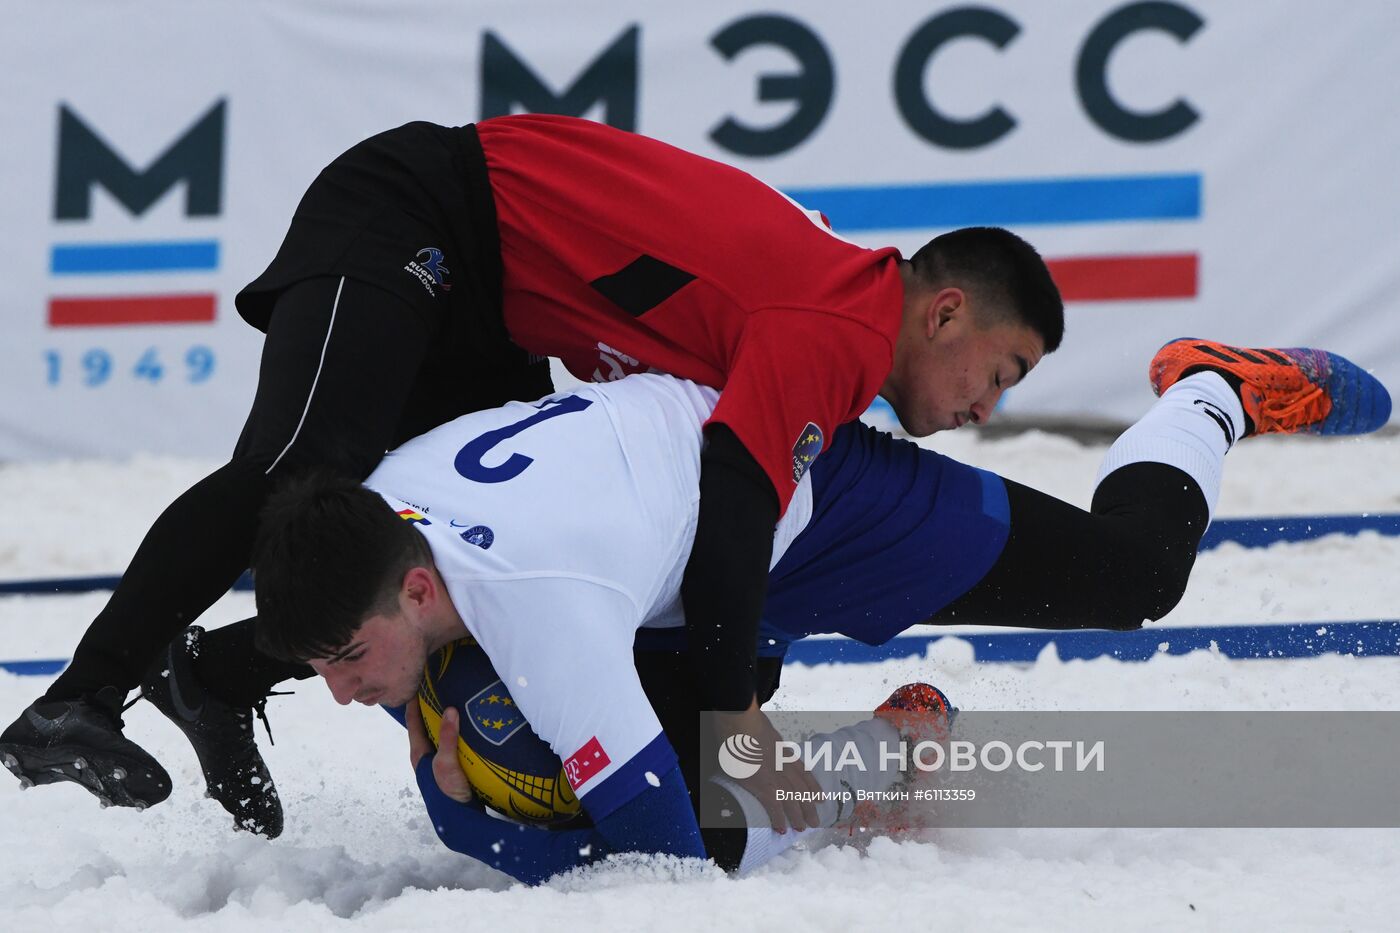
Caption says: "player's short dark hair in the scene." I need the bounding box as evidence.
[252,472,434,663]
[908,227,1064,353]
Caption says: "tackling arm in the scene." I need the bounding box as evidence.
[680,424,779,712]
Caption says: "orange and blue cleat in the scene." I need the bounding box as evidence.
[875,682,956,744]
[1149,339,1391,437]
[841,683,958,838]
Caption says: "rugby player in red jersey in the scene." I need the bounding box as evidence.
[2,115,1062,837]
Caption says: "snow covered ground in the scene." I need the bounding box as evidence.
[2,427,1398,931]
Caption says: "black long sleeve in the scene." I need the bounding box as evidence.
[679,424,780,712]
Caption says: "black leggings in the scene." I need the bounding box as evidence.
[931,461,1208,630]
[46,276,550,703]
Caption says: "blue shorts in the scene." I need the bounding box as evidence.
[760,421,1009,652]
[636,422,1011,657]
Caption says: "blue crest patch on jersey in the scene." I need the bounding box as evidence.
[791,422,824,483]
[466,679,526,746]
[458,525,494,549]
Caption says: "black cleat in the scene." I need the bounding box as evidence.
[142,626,285,839]
[0,686,171,809]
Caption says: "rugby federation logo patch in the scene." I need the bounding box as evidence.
[791,422,824,483]
[404,246,452,298]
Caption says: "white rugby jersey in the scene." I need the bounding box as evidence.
[365,374,812,811]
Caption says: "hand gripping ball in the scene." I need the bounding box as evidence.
[417,637,581,825]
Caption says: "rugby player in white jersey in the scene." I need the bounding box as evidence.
[249,340,1390,883]
[255,374,827,880]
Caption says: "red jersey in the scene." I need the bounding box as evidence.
[477,114,903,513]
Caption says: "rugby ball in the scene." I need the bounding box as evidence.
[417,637,581,825]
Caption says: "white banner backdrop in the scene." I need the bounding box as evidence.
[2,0,1398,459]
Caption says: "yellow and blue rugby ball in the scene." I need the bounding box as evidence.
[417,637,581,826]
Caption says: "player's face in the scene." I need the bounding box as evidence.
[307,612,429,708]
[884,294,1045,437]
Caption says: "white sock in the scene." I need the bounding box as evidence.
[710,774,817,875]
[804,716,904,809]
[1094,372,1244,520]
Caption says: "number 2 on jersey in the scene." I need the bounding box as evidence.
[454,394,594,483]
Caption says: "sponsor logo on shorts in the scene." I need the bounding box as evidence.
[404,246,451,298]
[791,422,824,483]
[563,736,611,790]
